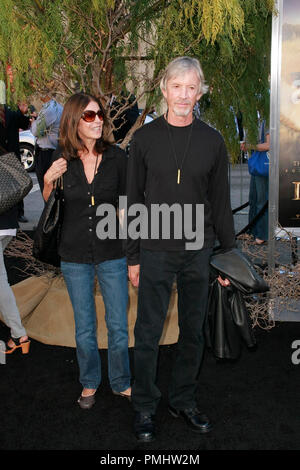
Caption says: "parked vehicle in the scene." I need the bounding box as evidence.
[19,129,36,172]
[139,109,157,124]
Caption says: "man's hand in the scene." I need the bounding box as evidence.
[128,264,140,288]
[217,275,230,287]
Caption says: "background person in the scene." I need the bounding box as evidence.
[0,141,30,354]
[241,119,270,244]
[31,95,63,195]
[0,101,31,222]
[43,93,131,409]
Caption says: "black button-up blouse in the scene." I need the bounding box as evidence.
[53,145,127,264]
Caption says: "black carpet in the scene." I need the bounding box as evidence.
[1,246,300,454]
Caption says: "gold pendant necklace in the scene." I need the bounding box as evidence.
[177,169,181,184]
[165,112,194,185]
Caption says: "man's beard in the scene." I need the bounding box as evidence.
[173,102,192,117]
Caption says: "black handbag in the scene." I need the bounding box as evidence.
[210,247,269,294]
[0,152,33,215]
[32,177,64,267]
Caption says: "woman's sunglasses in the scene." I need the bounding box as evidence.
[81,110,104,122]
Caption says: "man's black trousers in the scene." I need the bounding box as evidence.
[132,247,212,414]
[35,147,54,195]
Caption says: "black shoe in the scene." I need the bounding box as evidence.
[77,393,96,410]
[18,215,28,223]
[134,412,156,442]
[168,405,212,433]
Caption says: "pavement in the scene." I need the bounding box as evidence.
[19,172,44,231]
[229,163,250,234]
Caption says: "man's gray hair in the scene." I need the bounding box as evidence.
[160,56,209,95]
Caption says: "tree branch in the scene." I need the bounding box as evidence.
[111,0,172,44]
[31,0,44,13]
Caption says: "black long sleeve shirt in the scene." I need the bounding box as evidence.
[52,145,127,264]
[126,116,235,265]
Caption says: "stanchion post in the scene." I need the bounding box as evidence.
[268,0,282,275]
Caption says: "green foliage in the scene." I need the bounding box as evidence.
[152,0,274,159]
[0,0,274,159]
[0,0,55,101]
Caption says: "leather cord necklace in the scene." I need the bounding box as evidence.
[165,111,194,184]
[90,154,100,206]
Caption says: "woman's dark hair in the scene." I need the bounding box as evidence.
[59,93,111,160]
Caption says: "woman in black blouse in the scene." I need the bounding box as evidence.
[43,93,131,409]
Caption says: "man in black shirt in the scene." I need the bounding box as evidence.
[127,56,235,442]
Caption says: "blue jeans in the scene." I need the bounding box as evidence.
[248,175,268,241]
[61,257,131,392]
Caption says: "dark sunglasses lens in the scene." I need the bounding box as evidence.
[82,110,103,122]
[83,111,96,122]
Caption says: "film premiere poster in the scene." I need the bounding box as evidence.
[279,0,300,227]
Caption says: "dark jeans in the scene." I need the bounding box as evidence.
[248,174,269,240]
[17,200,24,218]
[132,247,212,414]
[16,153,24,217]
[35,147,54,195]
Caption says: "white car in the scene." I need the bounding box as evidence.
[19,129,36,172]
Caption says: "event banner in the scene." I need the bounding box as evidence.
[279,0,300,227]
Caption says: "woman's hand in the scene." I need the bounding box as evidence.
[44,158,67,186]
[43,157,67,201]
